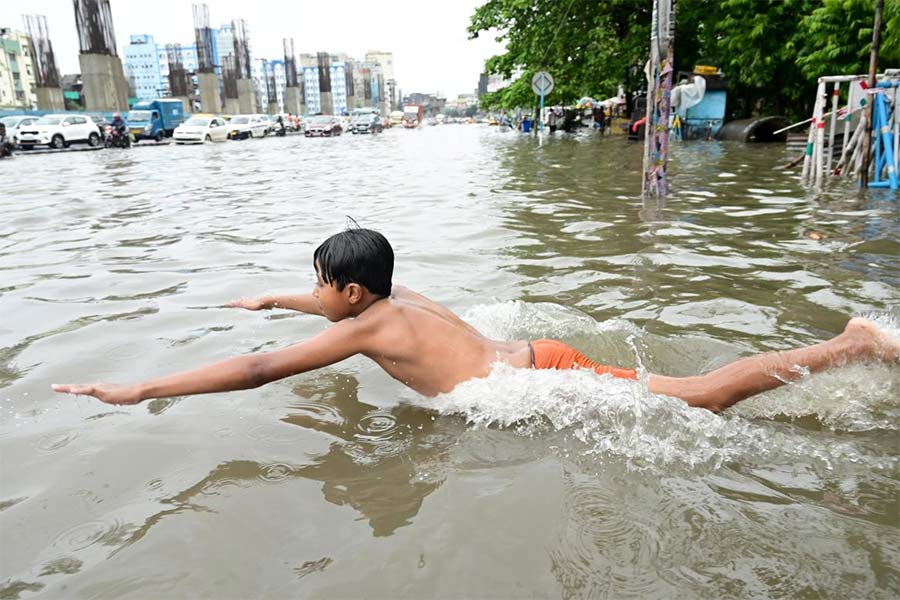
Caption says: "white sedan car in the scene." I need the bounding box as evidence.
[0,115,40,147]
[227,115,270,140]
[173,116,229,144]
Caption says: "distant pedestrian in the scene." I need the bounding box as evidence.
[594,107,607,134]
[548,108,558,133]
[0,122,13,158]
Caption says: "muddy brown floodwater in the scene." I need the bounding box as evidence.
[1,126,898,598]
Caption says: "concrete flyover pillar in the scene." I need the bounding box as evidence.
[284,86,302,115]
[197,72,221,113]
[223,98,240,115]
[236,78,257,114]
[79,53,129,111]
[172,96,191,114]
[319,91,334,116]
[35,87,66,111]
[267,102,279,115]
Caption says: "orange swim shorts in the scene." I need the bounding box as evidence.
[529,339,637,380]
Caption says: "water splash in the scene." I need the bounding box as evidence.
[421,303,900,472]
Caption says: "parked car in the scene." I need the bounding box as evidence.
[350,113,383,135]
[174,116,230,144]
[227,114,270,140]
[17,114,102,150]
[304,115,343,137]
[255,114,275,135]
[0,115,39,147]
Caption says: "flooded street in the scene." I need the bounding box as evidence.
[1,126,898,598]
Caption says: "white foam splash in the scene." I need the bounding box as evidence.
[419,303,900,471]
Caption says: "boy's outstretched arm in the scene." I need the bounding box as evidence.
[52,320,367,405]
[225,294,322,315]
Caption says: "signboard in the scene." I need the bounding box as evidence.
[531,71,554,96]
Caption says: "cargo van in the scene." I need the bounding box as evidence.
[128,99,186,142]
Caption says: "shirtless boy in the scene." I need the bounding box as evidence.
[52,228,899,411]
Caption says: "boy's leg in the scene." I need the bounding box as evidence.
[647,318,899,412]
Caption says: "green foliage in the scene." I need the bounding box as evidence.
[470,0,896,121]
[798,0,900,78]
[468,0,650,108]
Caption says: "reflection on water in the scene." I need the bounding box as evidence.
[0,127,897,598]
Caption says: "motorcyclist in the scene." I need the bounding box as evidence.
[0,122,13,158]
[108,112,131,148]
[275,115,286,136]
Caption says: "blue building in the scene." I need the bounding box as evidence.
[301,62,347,115]
[124,33,220,102]
[124,35,164,100]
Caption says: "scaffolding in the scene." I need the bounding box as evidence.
[222,55,239,99]
[192,3,215,74]
[165,43,191,98]
[232,19,251,79]
[317,52,332,93]
[797,72,899,190]
[73,0,118,55]
[283,38,297,88]
[23,14,60,87]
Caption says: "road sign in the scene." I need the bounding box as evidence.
[531,71,554,96]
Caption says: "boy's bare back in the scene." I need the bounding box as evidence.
[346,286,531,396]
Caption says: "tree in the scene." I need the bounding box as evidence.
[797,0,900,79]
[468,0,651,111]
[470,0,896,121]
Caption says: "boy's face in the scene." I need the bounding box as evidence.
[313,264,352,322]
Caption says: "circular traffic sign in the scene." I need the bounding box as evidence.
[532,71,554,96]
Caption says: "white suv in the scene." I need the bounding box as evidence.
[0,115,39,147]
[17,114,102,150]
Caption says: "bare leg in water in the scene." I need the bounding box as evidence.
[648,318,900,413]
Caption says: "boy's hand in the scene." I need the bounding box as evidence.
[51,383,143,405]
[224,297,268,311]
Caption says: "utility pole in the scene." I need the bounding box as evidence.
[642,0,676,198]
[860,0,883,189]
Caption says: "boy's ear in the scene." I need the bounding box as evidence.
[345,283,363,304]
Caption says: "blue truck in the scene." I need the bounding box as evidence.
[127,99,186,143]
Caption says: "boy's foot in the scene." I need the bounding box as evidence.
[843,317,900,364]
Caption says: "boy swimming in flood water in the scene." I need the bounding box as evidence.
[53,228,899,411]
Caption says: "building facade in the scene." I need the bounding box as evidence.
[121,36,395,116]
[123,35,162,99]
[125,34,202,101]
[252,58,285,113]
[365,51,395,109]
[301,60,347,115]
[0,29,38,109]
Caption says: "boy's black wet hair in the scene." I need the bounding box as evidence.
[313,228,393,297]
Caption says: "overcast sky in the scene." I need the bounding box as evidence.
[0,0,505,98]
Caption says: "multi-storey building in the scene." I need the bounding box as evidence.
[301,59,347,115]
[252,58,285,113]
[123,35,395,116]
[125,34,201,100]
[365,51,395,109]
[0,28,38,109]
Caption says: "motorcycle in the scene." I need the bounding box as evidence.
[275,120,287,137]
[0,135,12,158]
[104,124,131,148]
